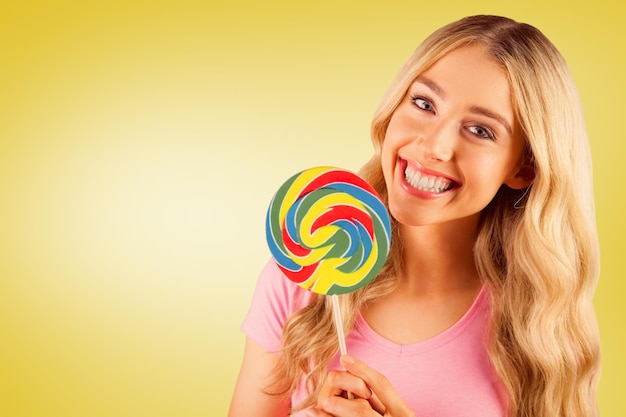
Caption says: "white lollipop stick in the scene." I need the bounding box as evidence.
[331,294,354,400]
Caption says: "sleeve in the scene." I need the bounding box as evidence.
[241,259,316,353]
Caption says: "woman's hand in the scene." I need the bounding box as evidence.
[307,355,415,417]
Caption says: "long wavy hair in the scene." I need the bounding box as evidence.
[268,15,601,417]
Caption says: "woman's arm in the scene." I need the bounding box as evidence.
[228,337,290,417]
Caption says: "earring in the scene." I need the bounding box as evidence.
[513,186,531,209]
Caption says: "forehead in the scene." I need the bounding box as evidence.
[413,45,514,114]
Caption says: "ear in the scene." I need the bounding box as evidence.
[504,160,535,190]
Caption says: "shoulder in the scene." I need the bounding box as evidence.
[254,259,317,313]
[241,259,316,351]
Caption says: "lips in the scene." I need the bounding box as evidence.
[400,158,458,195]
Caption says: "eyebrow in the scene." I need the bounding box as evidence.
[414,75,513,135]
[415,76,446,98]
[469,106,513,135]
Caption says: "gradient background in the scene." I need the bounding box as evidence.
[1,1,623,416]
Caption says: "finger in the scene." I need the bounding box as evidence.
[306,407,333,417]
[320,369,372,401]
[340,355,414,416]
[367,391,386,415]
[317,395,378,417]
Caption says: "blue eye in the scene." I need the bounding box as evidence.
[468,125,495,140]
[410,95,434,112]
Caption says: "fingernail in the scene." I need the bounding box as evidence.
[341,354,355,364]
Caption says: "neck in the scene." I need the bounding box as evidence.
[397,215,481,295]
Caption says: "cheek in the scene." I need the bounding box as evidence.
[466,158,512,195]
[380,110,414,181]
[380,133,398,178]
[380,144,392,188]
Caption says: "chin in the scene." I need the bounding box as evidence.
[388,202,431,227]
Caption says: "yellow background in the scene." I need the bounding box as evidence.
[1,1,623,416]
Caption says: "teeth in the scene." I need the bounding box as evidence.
[404,165,453,193]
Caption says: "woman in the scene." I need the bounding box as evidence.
[229,15,601,417]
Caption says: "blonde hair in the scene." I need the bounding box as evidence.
[269,15,601,417]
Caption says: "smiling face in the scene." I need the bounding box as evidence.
[381,44,533,228]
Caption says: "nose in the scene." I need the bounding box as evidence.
[416,120,456,162]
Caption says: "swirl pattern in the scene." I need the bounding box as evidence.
[266,166,392,295]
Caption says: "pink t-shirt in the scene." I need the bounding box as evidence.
[241,260,508,417]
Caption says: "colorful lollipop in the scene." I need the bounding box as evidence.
[266,166,392,295]
[265,166,392,377]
